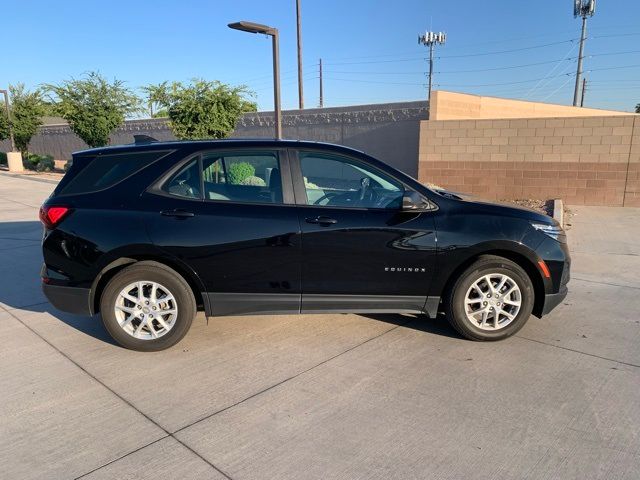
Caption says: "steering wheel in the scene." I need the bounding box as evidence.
[178,179,198,197]
[313,191,340,205]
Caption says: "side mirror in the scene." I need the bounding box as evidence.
[402,191,430,211]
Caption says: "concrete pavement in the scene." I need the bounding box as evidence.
[0,172,638,479]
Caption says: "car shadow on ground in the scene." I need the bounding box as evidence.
[1,220,461,348]
[360,313,462,339]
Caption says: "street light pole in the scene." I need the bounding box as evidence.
[228,21,282,139]
[296,0,304,109]
[272,30,282,139]
[0,89,16,152]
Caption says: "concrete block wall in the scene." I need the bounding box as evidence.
[419,115,640,207]
[430,90,630,121]
[0,101,427,178]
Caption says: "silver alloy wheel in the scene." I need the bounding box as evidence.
[114,281,178,340]
[464,273,522,331]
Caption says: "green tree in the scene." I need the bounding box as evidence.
[148,79,256,140]
[9,84,46,154]
[0,104,9,142]
[636,103,640,114]
[142,82,169,118]
[47,72,140,148]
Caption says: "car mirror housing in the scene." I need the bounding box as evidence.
[402,191,432,212]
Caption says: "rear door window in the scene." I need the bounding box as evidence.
[163,151,283,204]
[58,151,169,196]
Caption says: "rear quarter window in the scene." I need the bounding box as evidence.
[58,151,170,196]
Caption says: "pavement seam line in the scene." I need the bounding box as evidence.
[514,335,640,368]
[73,436,169,479]
[0,195,42,209]
[172,319,412,436]
[572,276,640,291]
[0,305,234,480]
[5,300,50,311]
[0,172,60,186]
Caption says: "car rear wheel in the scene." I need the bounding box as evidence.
[100,262,196,351]
[445,255,534,341]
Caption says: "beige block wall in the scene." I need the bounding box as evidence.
[430,90,632,121]
[419,115,640,206]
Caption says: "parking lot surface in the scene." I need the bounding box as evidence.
[1,172,638,479]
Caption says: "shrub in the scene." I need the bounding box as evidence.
[23,155,38,170]
[240,175,266,186]
[0,152,6,166]
[23,153,54,172]
[36,155,54,172]
[227,162,255,185]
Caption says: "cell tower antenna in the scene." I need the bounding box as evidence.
[418,30,446,116]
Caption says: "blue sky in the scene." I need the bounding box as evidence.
[4,0,639,113]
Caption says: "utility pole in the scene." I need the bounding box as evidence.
[296,0,304,109]
[319,58,323,108]
[418,31,446,114]
[580,78,587,107]
[573,0,596,106]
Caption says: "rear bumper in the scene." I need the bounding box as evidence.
[541,285,568,316]
[42,283,92,316]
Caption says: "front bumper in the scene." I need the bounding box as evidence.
[42,283,92,316]
[541,285,568,316]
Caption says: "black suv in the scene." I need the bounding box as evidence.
[40,139,569,351]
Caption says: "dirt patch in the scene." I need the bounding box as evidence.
[500,199,554,217]
[0,166,64,180]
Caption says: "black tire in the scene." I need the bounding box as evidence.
[100,261,196,351]
[444,255,534,341]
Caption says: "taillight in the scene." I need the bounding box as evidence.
[39,206,71,229]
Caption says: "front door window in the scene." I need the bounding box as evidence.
[299,152,404,209]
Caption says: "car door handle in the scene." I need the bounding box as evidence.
[161,209,195,218]
[305,216,337,225]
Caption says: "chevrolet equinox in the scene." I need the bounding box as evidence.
[40,138,570,351]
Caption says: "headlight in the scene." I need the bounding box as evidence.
[531,223,566,243]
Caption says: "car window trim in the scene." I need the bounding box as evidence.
[149,147,295,206]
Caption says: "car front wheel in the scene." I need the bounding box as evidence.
[100,262,196,351]
[445,255,534,341]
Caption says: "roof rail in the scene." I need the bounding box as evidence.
[133,135,159,145]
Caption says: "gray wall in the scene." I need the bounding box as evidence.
[0,101,427,177]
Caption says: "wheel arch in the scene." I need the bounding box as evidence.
[440,248,546,318]
[90,255,208,316]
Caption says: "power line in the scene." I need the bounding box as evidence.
[324,77,425,86]
[325,38,582,65]
[435,38,579,59]
[542,75,577,101]
[588,63,640,72]
[592,32,640,39]
[438,57,576,74]
[321,50,640,76]
[525,42,579,97]
[436,72,576,88]
[324,57,425,66]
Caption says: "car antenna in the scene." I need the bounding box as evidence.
[133,134,159,144]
